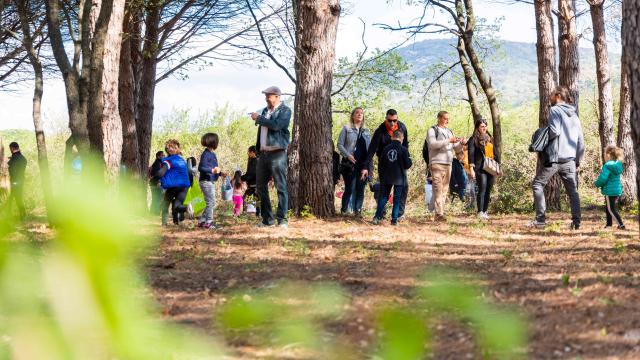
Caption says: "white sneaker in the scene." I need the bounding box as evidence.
[482,212,490,220]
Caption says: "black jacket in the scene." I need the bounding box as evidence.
[149,159,163,185]
[467,137,501,171]
[241,157,257,187]
[8,151,27,186]
[364,121,409,172]
[378,140,412,186]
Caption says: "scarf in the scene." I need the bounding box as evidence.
[386,122,399,137]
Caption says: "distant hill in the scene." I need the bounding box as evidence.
[396,39,621,105]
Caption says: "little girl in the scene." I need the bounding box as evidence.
[594,145,626,230]
[197,133,221,229]
[156,139,191,226]
[231,170,246,217]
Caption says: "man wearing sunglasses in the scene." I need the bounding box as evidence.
[361,109,410,219]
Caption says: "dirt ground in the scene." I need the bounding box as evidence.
[148,210,640,359]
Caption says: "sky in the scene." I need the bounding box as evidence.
[0,0,539,131]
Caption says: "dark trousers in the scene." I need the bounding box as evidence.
[605,196,624,227]
[162,187,188,224]
[399,182,408,218]
[341,169,366,213]
[532,161,581,224]
[150,184,163,215]
[257,150,288,225]
[375,184,404,223]
[9,184,26,220]
[476,170,495,213]
[243,186,260,217]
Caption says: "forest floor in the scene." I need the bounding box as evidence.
[148,210,640,360]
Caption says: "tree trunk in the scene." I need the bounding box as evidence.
[558,0,580,114]
[534,0,561,210]
[622,0,640,233]
[288,101,301,213]
[119,5,140,178]
[617,11,637,207]
[135,2,161,176]
[0,136,7,199]
[461,0,502,157]
[590,0,616,163]
[293,0,341,217]
[456,37,482,123]
[16,0,54,219]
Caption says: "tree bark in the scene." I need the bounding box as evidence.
[135,1,161,176]
[16,0,54,219]
[622,0,640,232]
[558,0,580,114]
[288,98,301,213]
[617,8,637,207]
[0,136,7,199]
[455,32,481,123]
[293,0,340,217]
[589,0,616,163]
[119,4,140,178]
[460,0,502,157]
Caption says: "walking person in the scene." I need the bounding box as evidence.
[8,142,27,220]
[250,86,291,228]
[594,145,626,230]
[197,133,222,229]
[425,111,465,221]
[337,107,371,215]
[530,86,585,229]
[468,118,501,220]
[155,139,191,226]
[231,170,247,217]
[241,146,260,217]
[361,109,409,219]
[372,130,412,225]
[148,150,165,215]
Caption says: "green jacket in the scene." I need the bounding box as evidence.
[594,160,623,196]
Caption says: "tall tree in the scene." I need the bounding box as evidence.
[617,4,636,206]
[621,0,640,227]
[15,0,53,218]
[558,0,580,114]
[293,0,341,217]
[589,0,616,162]
[456,38,482,123]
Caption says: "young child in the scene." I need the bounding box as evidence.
[594,145,626,230]
[197,133,222,229]
[231,170,247,217]
[373,130,412,225]
[241,146,259,217]
[148,150,165,215]
[155,140,191,225]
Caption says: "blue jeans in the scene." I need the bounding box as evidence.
[257,150,288,225]
[341,169,366,213]
[199,180,216,224]
[374,184,404,222]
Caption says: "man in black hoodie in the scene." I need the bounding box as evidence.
[361,109,409,218]
[8,142,27,220]
[373,130,412,225]
[241,146,259,217]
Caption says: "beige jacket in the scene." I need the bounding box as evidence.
[427,126,464,166]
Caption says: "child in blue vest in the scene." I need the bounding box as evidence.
[594,145,626,230]
[156,139,191,225]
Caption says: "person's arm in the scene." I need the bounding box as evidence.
[402,124,409,148]
[211,153,220,181]
[576,129,585,167]
[403,148,413,169]
[198,152,213,174]
[428,127,449,150]
[594,166,610,188]
[256,106,291,131]
[156,161,169,178]
[548,108,561,139]
[364,128,381,173]
[337,126,349,158]
[453,140,464,156]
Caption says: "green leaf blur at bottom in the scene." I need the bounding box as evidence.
[375,308,429,360]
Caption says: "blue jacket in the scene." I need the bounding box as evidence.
[198,148,220,182]
[160,155,191,189]
[255,103,291,153]
[594,160,624,196]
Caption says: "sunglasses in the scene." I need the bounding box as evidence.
[386,118,398,123]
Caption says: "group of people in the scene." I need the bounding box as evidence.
[3,85,623,231]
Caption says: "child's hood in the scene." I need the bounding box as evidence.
[604,160,623,175]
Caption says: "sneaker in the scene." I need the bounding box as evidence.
[256,222,275,228]
[202,222,216,230]
[277,222,289,229]
[197,221,205,228]
[528,220,546,229]
[570,222,580,230]
[482,212,490,220]
[618,224,626,230]
[390,220,398,226]
[434,215,447,222]
[477,212,485,220]
[372,217,381,225]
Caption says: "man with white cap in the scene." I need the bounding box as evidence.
[250,86,292,228]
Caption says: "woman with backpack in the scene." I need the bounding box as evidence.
[468,118,501,220]
[337,107,371,215]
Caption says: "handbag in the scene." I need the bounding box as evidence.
[483,157,500,176]
[183,181,206,217]
[221,177,233,201]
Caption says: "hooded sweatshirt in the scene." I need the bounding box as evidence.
[594,160,624,196]
[548,103,585,165]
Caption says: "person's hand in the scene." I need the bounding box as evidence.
[449,137,458,144]
[212,166,221,174]
[360,169,368,180]
[460,137,467,145]
[470,168,476,181]
[250,112,259,121]
[347,155,356,164]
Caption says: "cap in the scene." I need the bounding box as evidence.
[261,86,282,96]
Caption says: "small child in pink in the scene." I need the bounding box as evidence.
[231,170,247,216]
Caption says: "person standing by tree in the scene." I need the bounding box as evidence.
[8,142,27,220]
[250,86,291,228]
[468,118,500,220]
[337,107,371,215]
[241,146,259,217]
[426,111,466,222]
[530,86,585,230]
[361,109,409,219]
[148,150,165,215]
